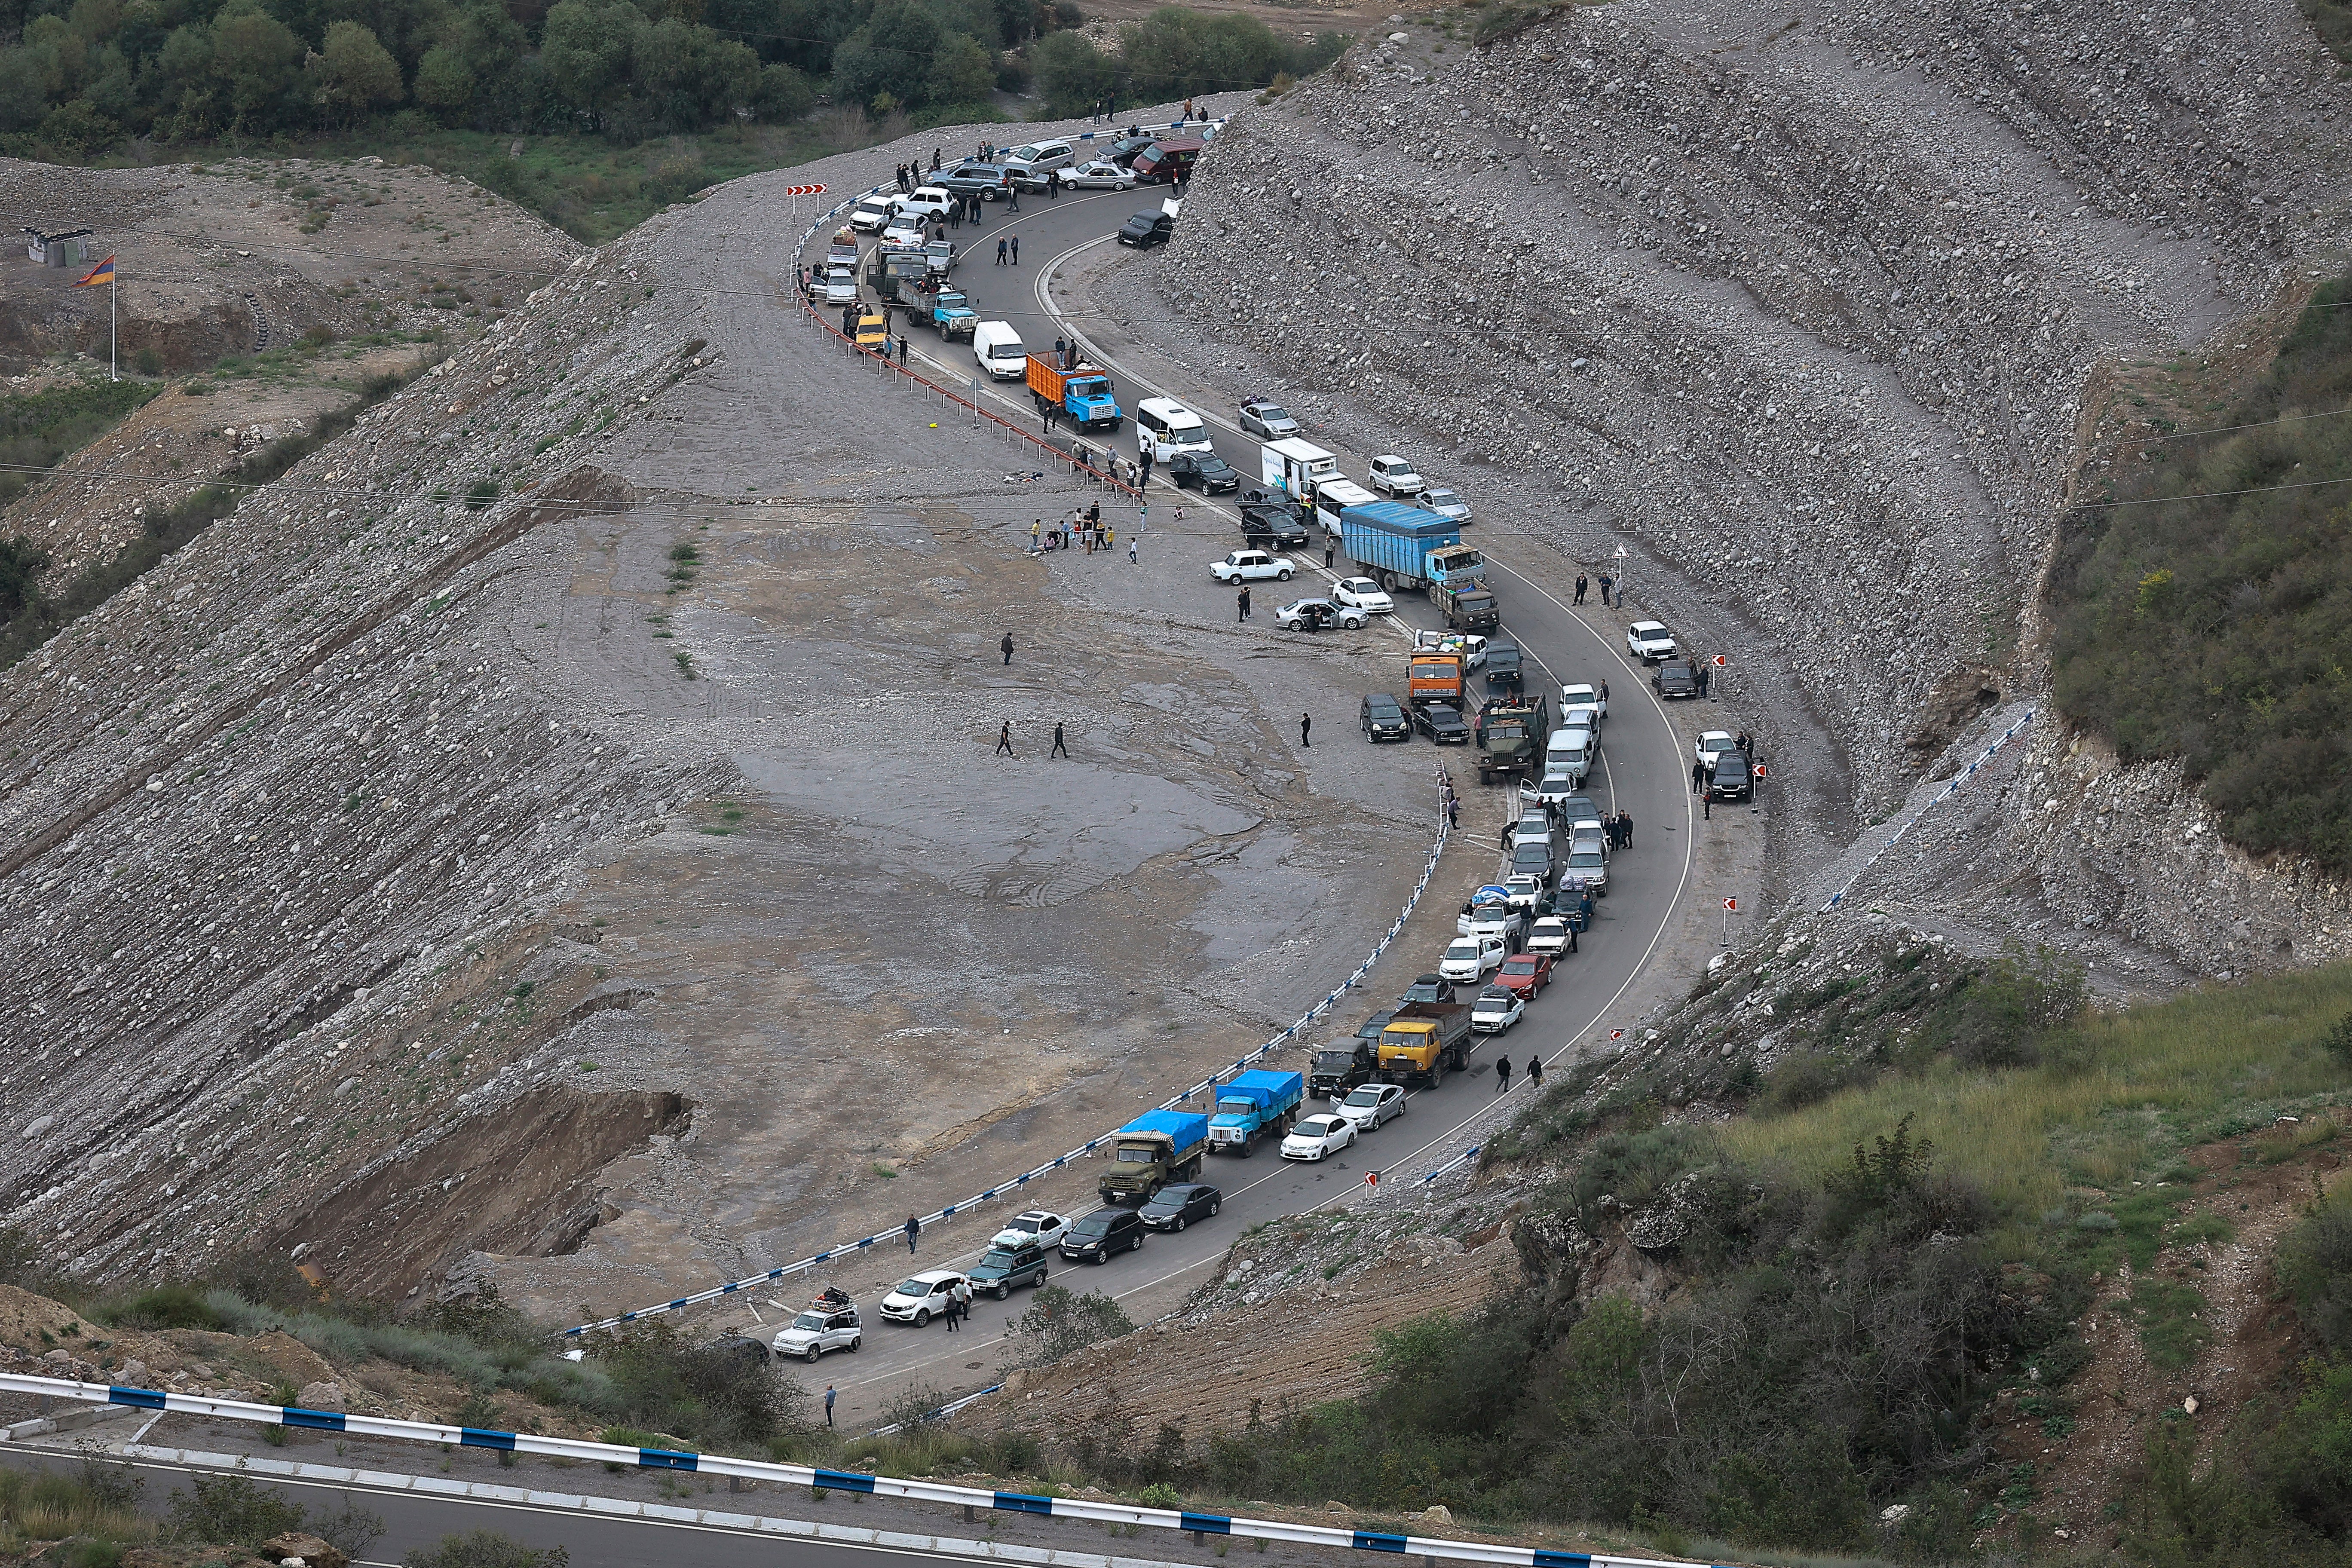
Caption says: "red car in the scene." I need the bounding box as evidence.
[1496,952,1554,998]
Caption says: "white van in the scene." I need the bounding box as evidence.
[1313,478,1377,538]
[1136,398,1213,461]
[971,321,1026,380]
[1544,726,1596,785]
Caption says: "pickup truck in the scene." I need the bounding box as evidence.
[1207,1068,1303,1156]
[1026,354,1122,429]
[929,288,976,340]
[1099,1109,1209,1203]
[1311,1038,1381,1101]
[1456,900,1526,946]
[1434,578,1501,632]
[1377,1001,1477,1088]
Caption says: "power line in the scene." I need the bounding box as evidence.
[2070,469,2352,511]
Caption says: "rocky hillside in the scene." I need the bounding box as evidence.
[1112,0,2352,971]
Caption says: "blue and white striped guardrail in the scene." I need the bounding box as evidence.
[1822,708,2034,912]
[3,1370,1708,1568]
[566,763,1454,1336]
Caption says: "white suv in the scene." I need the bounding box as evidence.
[1368,454,1426,497]
[1626,621,1677,661]
[770,1305,861,1363]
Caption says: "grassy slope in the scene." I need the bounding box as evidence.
[1721,961,2352,1256]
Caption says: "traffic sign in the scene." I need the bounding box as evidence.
[1365,1170,1379,1188]
[1723,897,1738,912]
[1753,763,1769,779]
[786,184,828,196]
[1711,654,1727,667]
[1609,1029,1624,1040]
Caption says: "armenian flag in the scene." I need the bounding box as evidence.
[75,254,114,287]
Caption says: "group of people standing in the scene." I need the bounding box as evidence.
[1571,573,1616,606]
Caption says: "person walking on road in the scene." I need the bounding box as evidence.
[1619,810,1635,848]
[824,1386,836,1427]
[1495,1056,1512,1094]
[996,236,1008,265]
[1051,722,1068,758]
[1527,1055,1543,1090]
[1692,757,1708,794]
[1447,796,1460,831]
[1238,586,1252,621]
[944,1288,961,1332]
[996,721,1014,756]
[1128,534,1138,564]
[1574,574,1588,605]
[1324,538,1336,569]
[1300,712,1311,748]
[1010,234,1020,263]
[895,334,908,365]
[1001,632,1015,665]
[1138,449,1153,484]
[903,1214,922,1253]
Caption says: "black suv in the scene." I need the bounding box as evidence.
[1361,692,1409,741]
[968,1242,1050,1298]
[1401,975,1457,1006]
[1168,451,1240,493]
[1118,210,1173,248]
[1653,658,1700,699]
[1707,754,1753,803]
[1239,499,1309,548]
[1062,1207,1145,1263]
[1412,703,1470,744]
[1139,1183,1221,1232]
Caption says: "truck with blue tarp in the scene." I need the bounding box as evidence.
[1206,1069,1303,1156]
[1099,1108,1208,1202]
[1339,501,1488,596]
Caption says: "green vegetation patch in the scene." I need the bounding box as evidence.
[0,378,159,506]
[2048,269,2352,873]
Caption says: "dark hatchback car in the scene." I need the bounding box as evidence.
[1484,642,1523,691]
[1361,692,1410,741]
[968,1242,1050,1298]
[1401,974,1457,1006]
[1106,133,1158,166]
[1412,702,1471,744]
[1117,209,1174,248]
[1062,1207,1146,1262]
[1653,658,1700,699]
[1168,450,1240,492]
[1707,754,1754,803]
[1139,1183,1221,1232]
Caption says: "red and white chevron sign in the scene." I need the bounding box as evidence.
[786,184,827,196]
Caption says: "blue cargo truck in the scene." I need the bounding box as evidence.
[1340,501,1488,595]
[1099,1108,1209,1202]
[1206,1068,1304,1156]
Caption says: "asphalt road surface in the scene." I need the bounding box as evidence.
[747,181,1698,1414]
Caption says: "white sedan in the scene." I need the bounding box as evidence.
[990,1210,1068,1251]
[1331,576,1394,614]
[1210,549,1296,584]
[822,267,859,306]
[1439,935,1507,983]
[1526,916,1575,957]
[1275,597,1368,631]
[1335,1081,1406,1130]
[1060,160,1137,190]
[1280,1113,1357,1161]
[1470,986,1525,1034]
[1627,621,1677,661]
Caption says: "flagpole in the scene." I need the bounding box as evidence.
[109,273,116,381]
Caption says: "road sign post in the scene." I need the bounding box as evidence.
[1721,896,1738,947]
